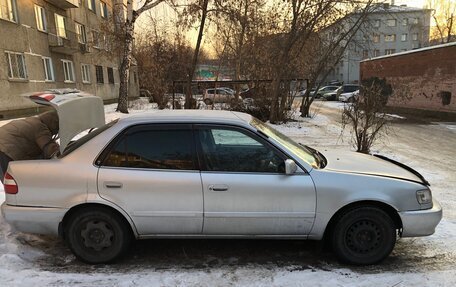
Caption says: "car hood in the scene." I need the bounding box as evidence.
[322,150,428,185]
[25,90,105,153]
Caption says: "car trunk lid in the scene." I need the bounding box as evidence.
[25,89,105,153]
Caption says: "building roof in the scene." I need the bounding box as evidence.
[360,41,456,63]
[368,3,432,14]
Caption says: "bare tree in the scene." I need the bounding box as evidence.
[427,0,456,44]
[174,0,211,109]
[342,77,392,154]
[116,0,166,113]
[262,0,374,123]
[212,0,266,94]
[134,15,195,109]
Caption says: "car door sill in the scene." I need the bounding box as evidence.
[137,234,309,239]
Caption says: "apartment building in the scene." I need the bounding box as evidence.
[0,0,139,118]
[326,3,432,84]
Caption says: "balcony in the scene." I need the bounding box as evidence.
[45,0,78,9]
[48,31,82,55]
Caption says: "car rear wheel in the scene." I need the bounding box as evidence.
[65,207,132,264]
[204,98,213,105]
[331,207,396,265]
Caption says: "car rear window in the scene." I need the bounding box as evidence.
[60,119,118,157]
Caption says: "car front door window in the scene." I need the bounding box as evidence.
[198,127,284,173]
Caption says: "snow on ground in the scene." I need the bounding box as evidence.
[0,100,456,286]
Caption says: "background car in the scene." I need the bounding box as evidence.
[203,87,237,105]
[297,88,316,97]
[314,86,339,98]
[339,90,360,102]
[2,106,442,266]
[336,84,359,98]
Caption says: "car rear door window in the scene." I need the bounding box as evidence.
[197,127,284,173]
[103,125,196,170]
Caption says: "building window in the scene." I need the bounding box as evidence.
[373,34,380,43]
[42,57,54,81]
[411,18,419,24]
[34,5,47,32]
[75,23,87,44]
[385,34,396,42]
[95,65,104,83]
[87,0,95,12]
[62,60,75,82]
[362,50,368,59]
[385,49,396,55]
[374,49,380,57]
[401,33,407,41]
[100,1,108,18]
[81,64,91,83]
[5,51,27,80]
[387,19,397,27]
[412,33,419,41]
[55,14,66,38]
[402,18,408,26]
[107,67,114,84]
[92,30,103,48]
[374,19,380,27]
[0,0,17,22]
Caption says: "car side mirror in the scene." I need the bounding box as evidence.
[285,159,297,175]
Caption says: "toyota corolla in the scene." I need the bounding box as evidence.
[1,91,442,265]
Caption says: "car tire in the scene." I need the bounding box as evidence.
[65,207,132,264]
[204,98,213,105]
[331,207,396,265]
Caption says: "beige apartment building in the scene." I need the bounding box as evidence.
[0,0,139,118]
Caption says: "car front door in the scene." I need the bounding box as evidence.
[196,125,316,235]
[97,124,203,235]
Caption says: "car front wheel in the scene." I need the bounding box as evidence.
[331,207,396,265]
[65,207,132,264]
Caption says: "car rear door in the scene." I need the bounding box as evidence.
[196,125,316,236]
[97,124,203,235]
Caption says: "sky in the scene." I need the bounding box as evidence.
[136,0,434,52]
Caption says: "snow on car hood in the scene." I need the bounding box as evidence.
[25,90,105,153]
[322,150,427,185]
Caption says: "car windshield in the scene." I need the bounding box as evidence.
[250,118,325,169]
[60,119,119,157]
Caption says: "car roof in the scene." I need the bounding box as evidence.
[118,110,253,126]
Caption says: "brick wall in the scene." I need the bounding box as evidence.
[360,44,456,113]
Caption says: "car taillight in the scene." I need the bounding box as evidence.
[4,172,18,194]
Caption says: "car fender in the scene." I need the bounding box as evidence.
[61,193,140,238]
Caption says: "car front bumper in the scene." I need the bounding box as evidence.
[399,199,442,237]
[1,203,67,236]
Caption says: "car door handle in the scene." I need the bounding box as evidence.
[104,182,123,189]
[208,184,229,192]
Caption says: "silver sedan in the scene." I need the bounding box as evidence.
[1,103,442,265]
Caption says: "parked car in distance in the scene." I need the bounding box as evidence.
[297,88,316,97]
[314,86,339,98]
[322,91,339,101]
[2,97,442,266]
[339,90,360,102]
[336,84,359,98]
[203,88,237,105]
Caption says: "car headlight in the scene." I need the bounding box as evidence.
[416,189,432,204]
